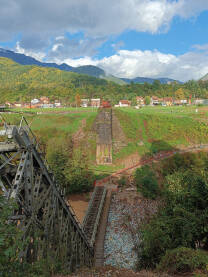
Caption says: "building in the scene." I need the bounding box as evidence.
[119,100,131,107]
[136,96,144,106]
[174,99,188,105]
[91,98,101,108]
[54,102,61,107]
[41,103,55,108]
[174,99,182,105]
[5,102,12,108]
[81,99,89,107]
[31,98,40,105]
[101,100,111,108]
[13,103,22,108]
[162,97,173,106]
[151,96,160,105]
[40,96,50,104]
[194,99,208,105]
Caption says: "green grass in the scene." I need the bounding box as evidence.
[2,105,208,174]
[113,106,208,161]
[9,107,98,113]
[91,164,124,178]
[1,110,97,143]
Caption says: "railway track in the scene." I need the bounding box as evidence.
[82,186,107,246]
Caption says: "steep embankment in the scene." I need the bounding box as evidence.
[1,110,97,160]
[113,107,208,166]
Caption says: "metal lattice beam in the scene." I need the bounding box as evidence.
[0,118,94,271]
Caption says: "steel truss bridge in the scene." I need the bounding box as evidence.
[0,117,107,271]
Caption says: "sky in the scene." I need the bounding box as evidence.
[0,0,208,82]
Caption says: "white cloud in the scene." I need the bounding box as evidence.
[47,36,106,59]
[2,0,208,82]
[15,42,46,61]
[0,0,208,54]
[50,49,208,82]
[192,44,208,51]
[52,44,63,52]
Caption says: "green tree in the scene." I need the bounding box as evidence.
[144,96,151,105]
[131,97,137,106]
[137,164,208,270]
[134,165,159,199]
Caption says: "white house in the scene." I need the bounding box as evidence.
[31,98,40,105]
[91,98,101,107]
[119,100,131,107]
[81,99,89,107]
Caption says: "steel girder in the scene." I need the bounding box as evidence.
[0,118,94,271]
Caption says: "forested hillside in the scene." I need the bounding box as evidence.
[1,57,208,104]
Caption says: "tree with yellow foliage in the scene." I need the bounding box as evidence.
[75,93,81,107]
[175,88,185,100]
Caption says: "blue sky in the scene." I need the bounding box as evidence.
[94,10,208,59]
[0,0,208,81]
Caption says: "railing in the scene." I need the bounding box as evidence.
[83,186,107,246]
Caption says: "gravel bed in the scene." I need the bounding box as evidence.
[104,195,140,269]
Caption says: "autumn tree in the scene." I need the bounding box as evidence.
[175,88,185,100]
[75,93,81,107]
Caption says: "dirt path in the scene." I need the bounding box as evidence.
[67,194,89,223]
[72,118,86,147]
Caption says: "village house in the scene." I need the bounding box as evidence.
[91,98,101,108]
[5,102,12,108]
[81,99,89,107]
[162,97,173,106]
[31,98,40,105]
[136,96,144,106]
[151,96,160,105]
[174,99,188,105]
[23,103,33,108]
[181,99,188,104]
[41,103,55,108]
[119,100,131,107]
[194,99,208,105]
[13,103,22,108]
[54,100,61,107]
[40,96,50,104]
[174,99,182,105]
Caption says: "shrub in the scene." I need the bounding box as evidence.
[134,165,159,199]
[117,175,127,187]
[157,247,208,274]
[46,137,95,195]
[137,158,208,271]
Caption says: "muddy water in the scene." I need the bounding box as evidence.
[67,194,90,223]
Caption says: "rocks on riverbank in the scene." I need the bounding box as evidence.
[104,190,159,270]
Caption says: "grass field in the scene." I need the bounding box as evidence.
[8,107,98,113]
[2,105,208,174]
[1,110,97,144]
[114,106,208,161]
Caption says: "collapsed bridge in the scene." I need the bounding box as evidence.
[0,117,107,271]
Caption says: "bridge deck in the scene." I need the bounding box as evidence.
[83,186,107,246]
[94,189,112,267]
[0,142,17,152]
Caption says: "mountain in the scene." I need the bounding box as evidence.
[200,73,208,81]
[0,48,105,78]
[0,48,183,84]
[0,57,109,103]
[101,74,127,85]
[121,76,182,84]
